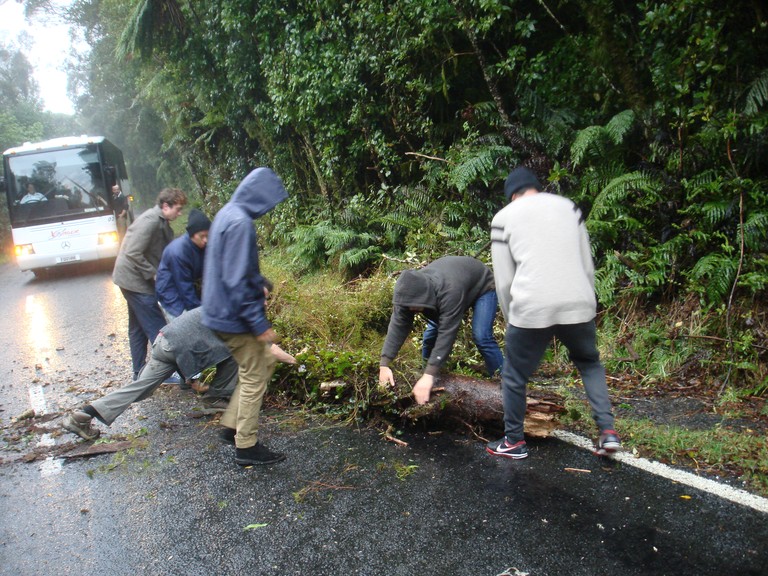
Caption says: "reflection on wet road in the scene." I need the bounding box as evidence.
[0,263,129,421]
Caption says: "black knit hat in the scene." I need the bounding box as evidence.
[504,167,541,200]
[186,209,211,236]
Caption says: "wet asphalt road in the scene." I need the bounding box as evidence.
[0,262,767,576]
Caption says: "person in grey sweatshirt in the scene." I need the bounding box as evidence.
[379,256,503,404]
[487,166,621,460]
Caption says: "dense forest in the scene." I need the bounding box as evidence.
[2,1,767,395]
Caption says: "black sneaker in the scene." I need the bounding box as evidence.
[62,411,101,441]
[235,442,286,466]
[202,397,229,411]
[596,429,622,455]
[486,437,528,459]
[220,427,235,445]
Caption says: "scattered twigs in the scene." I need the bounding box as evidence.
[384,434,408,447]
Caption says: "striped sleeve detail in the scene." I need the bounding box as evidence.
[572,204,585,224]
[490,224,506,244]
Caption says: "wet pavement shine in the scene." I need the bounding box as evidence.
[2,399,767,576]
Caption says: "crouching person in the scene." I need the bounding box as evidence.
[63,307,244,440]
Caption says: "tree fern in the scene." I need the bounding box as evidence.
[587,170,661,222]
[744,69,768,116]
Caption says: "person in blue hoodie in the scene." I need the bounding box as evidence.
[202,167,288,467]
[156,208,211,320]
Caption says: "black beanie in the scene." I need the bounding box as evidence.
[504,167,542,200]
[186,209,211,236]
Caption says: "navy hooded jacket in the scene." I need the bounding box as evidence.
[155,234,205,317]
[201,168,288,335]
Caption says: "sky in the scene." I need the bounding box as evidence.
[0,0,84,115]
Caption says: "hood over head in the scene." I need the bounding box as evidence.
[231,167,288,218]
[392,269,437,310]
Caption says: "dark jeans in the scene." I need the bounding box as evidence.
[501,320,615,442]
[120,288,167,379]
[422,290,504,376]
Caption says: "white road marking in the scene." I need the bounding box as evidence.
[28,385,48,415]
[553,429,768,514]
[40,456,63,477]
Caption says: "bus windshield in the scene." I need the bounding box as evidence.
[5,145,111,227]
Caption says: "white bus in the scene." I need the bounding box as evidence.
[3,135,133,275]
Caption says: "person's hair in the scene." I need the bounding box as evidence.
[156,187,187,208]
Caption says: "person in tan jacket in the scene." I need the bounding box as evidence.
[113,187,187,379]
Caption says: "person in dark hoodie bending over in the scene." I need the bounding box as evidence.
[378,256,504,404]
[202,167,288,467]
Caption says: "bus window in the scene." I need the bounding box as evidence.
[6,146,111,226]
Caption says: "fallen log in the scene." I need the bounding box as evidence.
[403,374,565,438]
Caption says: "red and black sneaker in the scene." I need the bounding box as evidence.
[596,429,622,455]
[486,437,528,459]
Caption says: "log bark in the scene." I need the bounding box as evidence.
[405,374,565,438]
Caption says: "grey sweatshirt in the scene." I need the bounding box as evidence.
[490,192,597,328]
[380,256,495,375]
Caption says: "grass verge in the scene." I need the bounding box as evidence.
[559,392,768,497]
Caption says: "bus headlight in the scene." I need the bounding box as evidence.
[98,231,119,246]
[14,244,35,256]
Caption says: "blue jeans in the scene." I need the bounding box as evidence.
[120,288,167,379]
[422,290,503,375]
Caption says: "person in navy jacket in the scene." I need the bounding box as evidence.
[156,208,211,320]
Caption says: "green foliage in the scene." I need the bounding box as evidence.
[620,418,768,496]
[34,0,765,398]
[287,221,382,277]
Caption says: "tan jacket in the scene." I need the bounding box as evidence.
[113,205,174,294]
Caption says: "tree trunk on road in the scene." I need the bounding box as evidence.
[402,374,565,438]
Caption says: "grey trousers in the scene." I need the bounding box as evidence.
[90,334,238,425]
[501,320,615,441]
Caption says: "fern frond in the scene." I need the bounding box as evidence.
[689,253,737,301]
[742,211,768,250]
[604,110,635,145]
[570,125,605,167]
[448,144,513,191]
[744,69,768,116]
[588,171,660,222]
[699,200,733,227]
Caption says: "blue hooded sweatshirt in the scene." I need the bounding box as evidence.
[155,234,205,317]
[201,168,288,335]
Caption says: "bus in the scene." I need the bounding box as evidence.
[2,135,133,275]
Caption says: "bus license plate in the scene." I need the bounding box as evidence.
[57,255,80,264]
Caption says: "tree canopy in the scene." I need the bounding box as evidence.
[15,0,768,307]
